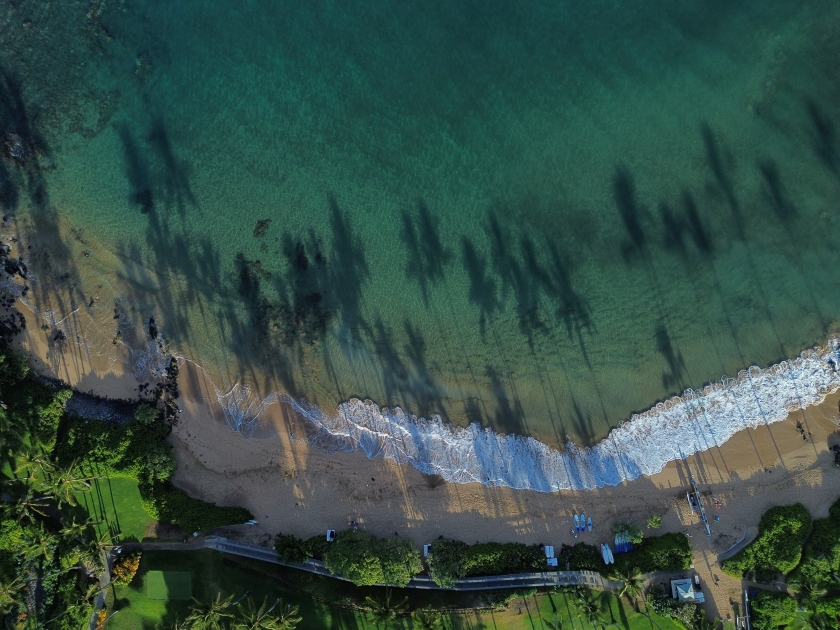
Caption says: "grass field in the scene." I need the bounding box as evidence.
[477,590,687,630]
[107,549,687,630]
[146,571,192,600]
[72,475,154,542]
[2,459,153,543]
[108,550,366,630]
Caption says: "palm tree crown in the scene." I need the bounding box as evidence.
[364,588,408,629]
[235,596,302,630]
[185,593,236,630]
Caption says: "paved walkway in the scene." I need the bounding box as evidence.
[118,536,622,592]
[717,527,758,562]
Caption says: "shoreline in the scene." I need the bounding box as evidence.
[10,287,840,620]
[11,285,840,508]
[12,293,840,538]
[285,338,840,492]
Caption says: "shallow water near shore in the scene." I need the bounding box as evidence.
[2,0,840,465]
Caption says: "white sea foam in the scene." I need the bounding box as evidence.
[280,339,840,492]
[217,382,272,439]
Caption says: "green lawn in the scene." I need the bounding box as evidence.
[146,571,192,600]
[108,550,368,630]
[473,590,688,630]
[2,458,153,543]
[106,549,686,630]
[73,475,153,542]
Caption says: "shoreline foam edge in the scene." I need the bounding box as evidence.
[268,340,840,492]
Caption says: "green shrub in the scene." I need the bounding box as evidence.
[790,497,840,590]
[647,585,700,629]
[275,533,312,564]
[272,532,330,564]
[323,530,422,587]
[139,480,252,533]
[557,543,602,572]
[461,541,545,577]
[749,591,796,630]
[613,533,691,574]
[0,349,70,451]
[0,349,29,384]
[0,518,26,552]
[305,534,331,560]
[35,389,71,451]
[721,504,811,579]
[133,405,160,425]
[647,515,662,529]
[428,538,468,587]
[611,521,644,545]
[0,518,27,581]
[427,538,546,587]
[813,594,840,617]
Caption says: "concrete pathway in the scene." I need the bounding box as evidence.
[117,535,623,592]
[717,527,758,562]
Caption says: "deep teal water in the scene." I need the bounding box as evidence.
[2,0,840,447]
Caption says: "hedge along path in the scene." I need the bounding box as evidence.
[119,536,624,591]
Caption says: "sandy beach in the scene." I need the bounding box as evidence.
[12,294,840,622]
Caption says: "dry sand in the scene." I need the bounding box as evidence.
[12,295,840,623]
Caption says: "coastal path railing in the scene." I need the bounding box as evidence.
[206,537,611,591]
[120,536,617,591]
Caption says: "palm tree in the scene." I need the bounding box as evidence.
[364,588,408,629]
[12,485,51,524]
[0,576,24,615]
[21,523,55,564]
[805,612,836,630]
[694,610,719,630]
[613,566,645,606]
[185,593,236,630]
[88,529,119,555]
[14,448,55,480]
[575,590,603,629]
[235,596,301,630]
[791,574,828,607]
[39,460,95,507]
[411,609,441,630]
[60,515,96,543]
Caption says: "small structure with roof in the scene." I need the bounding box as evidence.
[671,577,705,603]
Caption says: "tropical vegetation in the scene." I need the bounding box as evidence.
[721,503,811,581]
[611,521,644,545]
[0,344,253,628]
[322,530,423,587]
[613,533,692,574]
[426,538,546,587]
[788,497,840,595]
[55,403,253,532]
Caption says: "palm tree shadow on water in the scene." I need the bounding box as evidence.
[0,68,90,372]
[399,199,454,308]
[805,98,840,179]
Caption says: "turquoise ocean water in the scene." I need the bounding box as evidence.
[2,0,840,454]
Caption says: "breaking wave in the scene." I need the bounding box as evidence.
[281,339,840,492]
